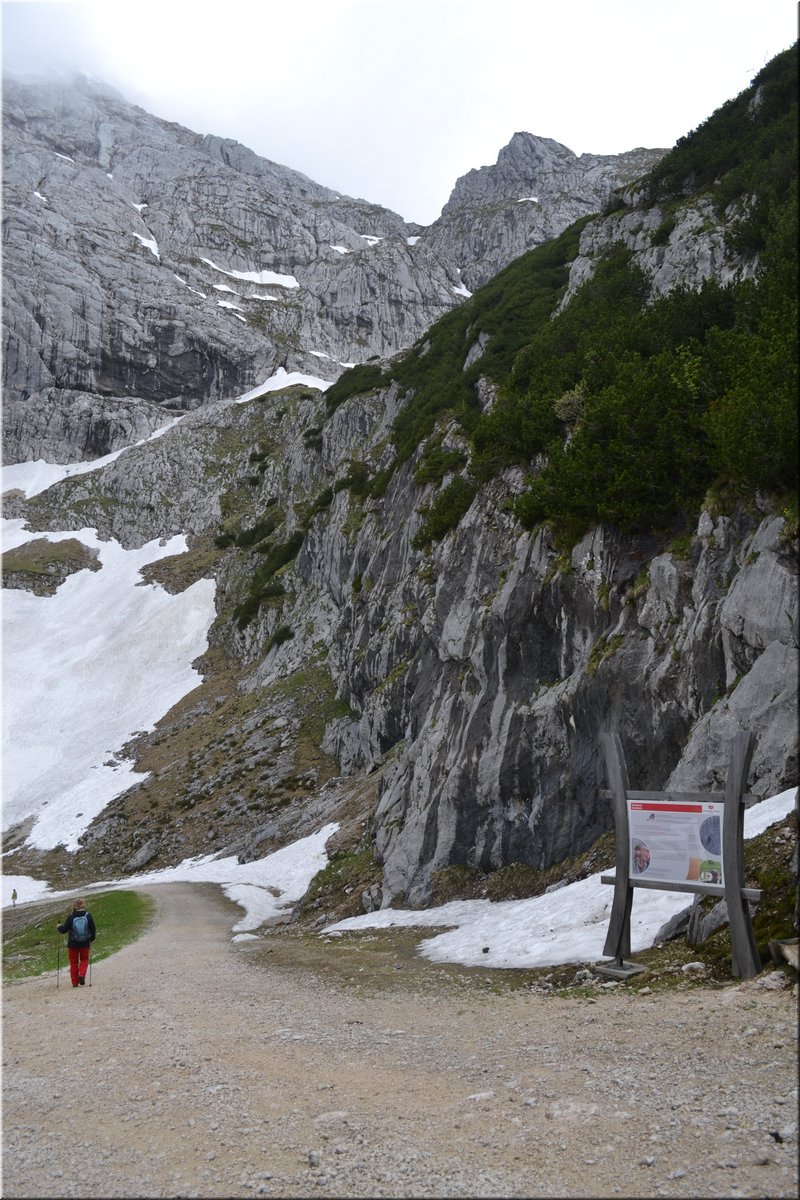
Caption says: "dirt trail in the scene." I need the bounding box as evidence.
[2,883,797,1198]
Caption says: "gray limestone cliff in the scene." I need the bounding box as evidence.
[2,75,463,463]
[11,373,796,903]
[423,132,666,291]
[3,79,665,465]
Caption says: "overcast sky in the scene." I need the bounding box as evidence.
[2,0,796,224]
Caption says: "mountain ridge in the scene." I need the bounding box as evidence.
[2,72,664,464]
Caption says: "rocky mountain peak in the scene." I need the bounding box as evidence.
[442,131,578,212]
[1,77,666,465]
[1,76,464,463]
[428,130,666,289]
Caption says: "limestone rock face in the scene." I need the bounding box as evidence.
[16,366,795,905]
[2,389,171,464]
[2,75,466,463]
[3,82,666,464]
[559,195,756,311]
[422,132,666,290]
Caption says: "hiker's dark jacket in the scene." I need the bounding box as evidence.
[57,911,96,947]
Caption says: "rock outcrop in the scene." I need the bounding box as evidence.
[559,194,756,310]
[424,132,666,290]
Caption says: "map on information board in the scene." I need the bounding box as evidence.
[628,799,724,886]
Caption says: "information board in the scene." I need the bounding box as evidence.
[627,798,725,887]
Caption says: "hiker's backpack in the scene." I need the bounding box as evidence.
[72,913,90,942]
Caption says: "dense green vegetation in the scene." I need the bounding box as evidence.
[389,217,592,465]
[233,531,304,630]
[221,44,795,564]
[641,46,797,255]
[413,475,478,549]
[324,362,387,413]
[507,227,797,538]
[325,45,796,547]
[324,216,591,456]
[505,46,797,540]
[215,509,282,549]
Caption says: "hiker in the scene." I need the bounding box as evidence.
[11,888,17,906]
[57,897,96,987]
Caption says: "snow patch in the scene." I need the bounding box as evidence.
[132,232,160,259]
[324,789,797,970]
[2,529,217,851]
[217,300,246,321]
[200,257,299,289]
[236,367,332,403]
[1,419,183,501]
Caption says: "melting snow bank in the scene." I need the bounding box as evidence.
[199,257,299,289]
[1,418,182,501]
[2,526,216,851]
[1,368,332,503]
[323,789,798,970]
[236,367,333,402]
[2,825,339,938]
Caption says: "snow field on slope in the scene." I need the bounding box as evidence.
[2,524,216,851]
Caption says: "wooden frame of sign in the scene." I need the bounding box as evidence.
[599,730,763,979]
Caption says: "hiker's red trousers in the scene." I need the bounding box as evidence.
[68,945,90,986]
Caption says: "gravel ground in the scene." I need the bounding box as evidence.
[2,883,797,1199]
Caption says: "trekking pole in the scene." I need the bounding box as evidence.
[56,942,61,990]
[89,951,92,988]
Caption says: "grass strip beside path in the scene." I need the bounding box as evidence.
[2,890,156,981]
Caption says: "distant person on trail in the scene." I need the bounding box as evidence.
[11,888,17,906]
[57,898,96,987]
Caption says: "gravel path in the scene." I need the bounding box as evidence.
[2,883,797,1199]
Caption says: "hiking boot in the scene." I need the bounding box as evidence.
[78,976,86,985]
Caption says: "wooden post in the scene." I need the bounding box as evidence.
[723,731,760,978]
[601,733,633,963]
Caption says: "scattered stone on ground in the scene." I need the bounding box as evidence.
[3,883,798,1198]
